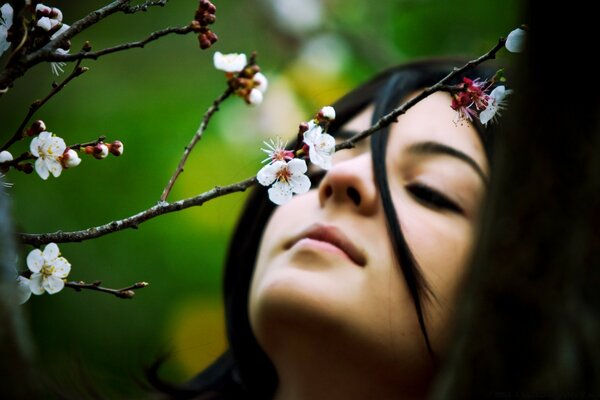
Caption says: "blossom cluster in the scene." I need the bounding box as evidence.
[214,51,268,106]
[450,77,512,125]
[191,0,218,49]
[17,243,72,304]
[0,2,71,76]
[257,106,336,205]
[0,119,123,181]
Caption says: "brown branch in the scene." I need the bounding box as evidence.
[65,280,149,299]
[68,136,107,151]
[1,60,88,152]
[47,25,194,62]
[335,38,507,152]
[122,0,167,13]
[160,87,234,202]
[18,40,506,247]
[20,176,258,246]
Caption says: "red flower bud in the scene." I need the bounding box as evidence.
[108,140,124,156]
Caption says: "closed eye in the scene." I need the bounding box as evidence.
[406,182,464,214]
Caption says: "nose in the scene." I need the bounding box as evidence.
[317,153,378,215]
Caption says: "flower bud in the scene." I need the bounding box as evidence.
[37,16,59,31]
[26,120,47,137]
[61,148,81,168]
[253,72,268,93]
[108,140,124,156]
[35,4,52,16]
[206,30,218,44]
[190,20,202,32]
[319,106,336,121]
[198,34,211,49]
[19,163,34,174]
[119,290,136,299]
[0,150,13,164]
[92,143,109,159]
[247,88,263,106]
[84,145,94,155]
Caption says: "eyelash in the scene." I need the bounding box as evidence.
[405,183,464,214]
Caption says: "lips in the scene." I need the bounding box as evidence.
[285,223,367,267]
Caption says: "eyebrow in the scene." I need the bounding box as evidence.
[407,141,488,185]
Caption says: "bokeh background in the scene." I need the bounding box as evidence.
[1,0,519,396]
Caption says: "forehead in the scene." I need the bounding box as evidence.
[339,91,489,175]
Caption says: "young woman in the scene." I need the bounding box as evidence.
[152,59,502,399]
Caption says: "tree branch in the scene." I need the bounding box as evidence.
[65,280,149,299]
[160,87,234,202]
[20,176,257,246]
[18,39,507,247]
[335,38,506,152]
[47,25,194,62]
[1,60,88,152]
[122,0,168,14]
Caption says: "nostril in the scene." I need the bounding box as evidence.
[346,187,361,206]
[324,186,333,198]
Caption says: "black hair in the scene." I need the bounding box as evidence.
[150,58,504,399]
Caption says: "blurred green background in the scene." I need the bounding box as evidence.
[1,0,519,396]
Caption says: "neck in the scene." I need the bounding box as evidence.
[269,336,430,400]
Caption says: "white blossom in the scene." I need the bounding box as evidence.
[253,72,268,93]
[248,88,263,106]
[0,3,13,57]
[61,148,81,168]
[213,51,247,73]
[480,85,513,125]
[16,276,32,304]
[30,131,66,180]
[0,150,13,163]
[320,106,336,120]
[506,28,526,53]
[257,159,311,205]
[26,243,71,295]
[303,123,335,170]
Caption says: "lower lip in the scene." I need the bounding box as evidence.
[292,238,353,262]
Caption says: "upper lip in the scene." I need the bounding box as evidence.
[285,223,367,267]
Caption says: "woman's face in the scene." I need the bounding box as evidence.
[249,91,488,392]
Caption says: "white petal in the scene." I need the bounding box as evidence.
[257,163,278,186]
[303,124,322,145]
[268,181,293,205]
[0,150,13,163]
[50,257,71,278]
[1,3,13,27]
[253,72,268,93]
[213,51,247,73]
[479,104,497,125]
[43,275,64,294]
[36,4,52,14]
[52,8,63,23]
[42,242,59,262]
[290,173,311,194]
[30,137,40,157]
[505,28,526,53]
[287,158,308,175]
[47,136,66,156]
[248,88,263,106]
[38,131,52,141]
[45,157,62,177]
[16,276,32,304]
[35,157,49,180]
[26,249,44,273]
[29,273,46,295]
[37,16,59,31]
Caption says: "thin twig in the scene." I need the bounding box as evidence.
[48,25,194,62]
[122,0,167,13]
[336,38,506,151]
[69,136,107,151]
[20,176,257,246]
[0,60,88,152]
[160,87,234,202]
[65,280,149,299]
[19,40,507,247]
